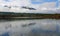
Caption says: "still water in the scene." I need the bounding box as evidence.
[0,19,60,36]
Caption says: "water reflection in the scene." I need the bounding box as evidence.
[0,19,59,36]
[21,22,36,27]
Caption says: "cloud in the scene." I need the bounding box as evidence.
[0,0,31,12]
[0,0,60,13]
[27,2,59,13]
[0,0,31,6]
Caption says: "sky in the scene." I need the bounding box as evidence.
[0,0,60,13]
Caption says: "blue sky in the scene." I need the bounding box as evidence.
[31,0,57,4]
[4,0,9,2]
[31,0,58,7]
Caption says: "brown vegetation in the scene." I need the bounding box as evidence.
[0,13,60,19]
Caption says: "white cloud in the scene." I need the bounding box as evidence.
[0,0,31,6]
[0,0,31,12]
[0,0,60,13]
[28,2,58,13]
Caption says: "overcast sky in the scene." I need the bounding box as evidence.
[0,0,60,13]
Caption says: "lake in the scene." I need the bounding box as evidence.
[0,19,60,36]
